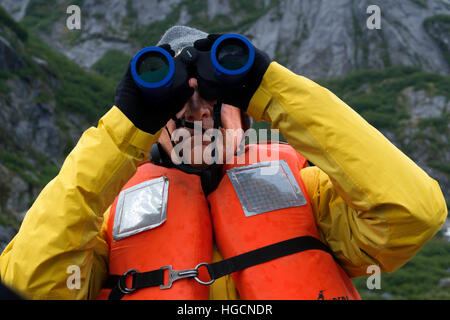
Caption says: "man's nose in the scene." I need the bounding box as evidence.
[184,78,212,122]
[185,95,213,122]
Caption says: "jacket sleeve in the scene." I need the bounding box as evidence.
[0,106,160,299]
[246,62,448,277]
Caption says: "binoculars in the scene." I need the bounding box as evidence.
[130,34,255,101]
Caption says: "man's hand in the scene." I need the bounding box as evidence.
[194,34,271,112]
[114,44,194,134]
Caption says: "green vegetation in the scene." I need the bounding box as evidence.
[129,0,282,48]
[186,0,282,34]
[92,50,131,82]
[251,120,286,143]
[319,67,450,129]
[352,236,450,299]
[130,7,182,47]
[21,0,60,33]
[24,34,116,123]
[122,0,138,29]
[62,28,82,46]
[428,161,450,176]
[418,116,449,134]
[410,0,428,9]
[0,71,10,95]
[1,3,116,123]
[0,150,58,187]
[0,5,28,41]
[0,6,115,190]
[22,0,86,46]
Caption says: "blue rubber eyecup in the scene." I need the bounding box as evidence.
[131,47,175,93]
[211,34,255,79]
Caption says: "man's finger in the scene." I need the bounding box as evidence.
[158,43,176,57]
[207,34,223,43]
[194,38,214,51]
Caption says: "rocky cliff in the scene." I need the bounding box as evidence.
[0,0,449,249]
[2,0,449,78]
[0,4,115,250]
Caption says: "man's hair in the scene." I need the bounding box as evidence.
[157,25,208,53]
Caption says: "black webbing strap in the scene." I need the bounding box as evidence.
[206,236,334,280]
[104,236,334,300]
[105,269,164,300]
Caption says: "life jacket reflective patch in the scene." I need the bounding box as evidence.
[226,159,307,217]
[112,176,169,241]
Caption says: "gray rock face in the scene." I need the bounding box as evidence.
[0,0,448,247]
[2,0,448,78]
[0,163,30,217]
[246,0,450,79]
[0,26,89,233]
[438,277,450,288]
[131,0,183,26]
[0,0,29,21]
[395,89,450,201]
[0,35,24,72]
[0,75,58,227]
[25,0,186,68]
[0,223,16,252]
[1,76,61,159]
[207,0,233,18]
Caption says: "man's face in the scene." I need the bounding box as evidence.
[158,78,244,168]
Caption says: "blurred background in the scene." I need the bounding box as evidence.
[0,0,448,299]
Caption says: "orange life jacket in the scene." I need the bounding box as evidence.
[97,164,213,300]
[208,143,360,300]
[98,143,360,300]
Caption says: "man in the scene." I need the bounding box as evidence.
[0,26,447,300]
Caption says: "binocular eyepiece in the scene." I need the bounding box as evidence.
[130,34,255,101]
[210,34,255,83]
[131,47,176,99]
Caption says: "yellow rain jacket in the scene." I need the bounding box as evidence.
[0,62,447,299]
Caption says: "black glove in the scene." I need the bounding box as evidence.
[193,34,271,111]
[114,44,194,134]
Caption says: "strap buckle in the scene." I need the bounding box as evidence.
[160,265,198,289]
[118,269,138,294]
[160,263,214,289]
[194,262,215,285]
